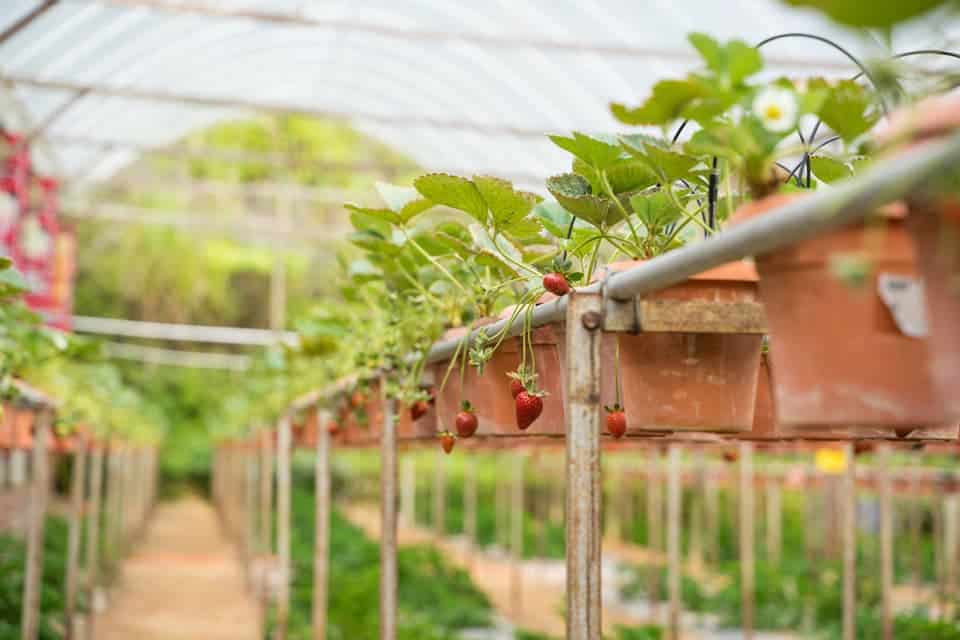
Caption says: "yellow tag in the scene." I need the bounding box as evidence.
[815,448,848,475]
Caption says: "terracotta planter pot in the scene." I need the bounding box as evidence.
[0,408,13,449]
[733,194,945,430]
[906,197,960,420]
[51,431,76,454]
[12,409,33,450]
[598,261,763,433]
[434,324,565,436]
[746,353,776,438]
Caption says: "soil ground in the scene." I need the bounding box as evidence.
[95,497,260,640]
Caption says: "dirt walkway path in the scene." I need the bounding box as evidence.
[96,497,259,640]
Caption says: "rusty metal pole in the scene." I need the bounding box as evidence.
[879,446,893,640]
[275,417,292,640]
[21,410,51,640]
[564,290,603,639]
[380,390,398,640]
[667,444,682,640]
[740,442,755,640]
[65,439,88,640]
[84,444,104,640]
[510,452,525,618]
[842,443,856,640]
[313,409,331,640]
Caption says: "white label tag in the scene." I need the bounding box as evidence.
[877,273,928,338]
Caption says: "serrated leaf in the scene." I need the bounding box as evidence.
[783,0,945,28]
[817,80,879,144]
[810,155,853,184]
[727,40,763,84]
[347,204,401,228]
[375,182,420,213]
[574,158,659,196]
[611,80,707,126]
[622,140,699,184]
[533,201,591,238]
[689,33,724,74]
[548,132,623,170]
[414,173,487,222]
[630,190,680,229]
[473,175,541,231]
[348,259,382,283]
[546,173,624,229]
[0,267,29,294]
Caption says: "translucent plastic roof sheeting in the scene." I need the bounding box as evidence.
[1,0,959,187]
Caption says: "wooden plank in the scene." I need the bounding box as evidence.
[740,442,755,640]
[275,417,292,640]
[21,412,50,640]
[65,442,88,640]
[564,290,603,639]
[647,453,662,619]
[380,393,398,640]
[667,445,682,640]
[313,409,331,640]
[510,453,525,618]
[84,446,104,640]
[842,443,856,640]
[604,296,767,334]
[433,450,446,538]
[879,446,893,640]
[766,480,782,567]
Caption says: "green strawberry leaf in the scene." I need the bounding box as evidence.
[621,139,699,184]
[817,80,880,144]
[473,175,542,232]
[533,201,591,238]
[548,132,623,170]
[783,0,947,28]
[630,190,681,229]
[810,155,853,184]
[546,173,625,230]
[414,173,488,223]
[611,79,707,126]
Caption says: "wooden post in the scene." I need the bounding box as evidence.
[510,453,525,618]
[564,290,603,639]
[260,430,273,554]
[766,476,782,567]
[607,459,621,543]
[313,409,331,640]
[740,442,755,640]
[464,453,477,549]
[275,417,292,640]
[495,473,506,548]
[647,451,662,619]
[704,464,718,566]
[380,392,398,640]
[910,471,922,587]
[245,447,257,568]
[65,440,88,640]
[945,494,958,620]
[433,449,446,538]
[85,445,104,640]
[667,444,682,640]
[842,443,856,640]
[400,457,414,528]
[21,410,50,640]
[10,448,26,486]
[878,446,893,640]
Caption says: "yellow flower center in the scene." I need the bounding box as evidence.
[764,104,783,121]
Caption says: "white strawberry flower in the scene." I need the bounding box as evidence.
[752,87,798,133]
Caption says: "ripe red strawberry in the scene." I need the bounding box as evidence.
[606,405,627,439]
[510,378,525,398]
[410,401,429,421]
[722,450,738,464]
[515,391,544,430]
[439,431,456,454]
[351,391,367,408]
[543,272,571,296]
[326,420,339,435]
[455,401,478,438]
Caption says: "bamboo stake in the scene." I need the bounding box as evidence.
[65,440,88,640]
[275,417,292,640]
[667,444,682,640]
[910,471,922,588]
[878,446,893,640]
[607,459,621,543]
[21,411,50,640]
[380,393,398,640]
[564,291,603,639]
[704,464,718,566]
[842,443,856,640]
[260,430,273,554]
[510,452,525,618]
[740,442,755,640]
[84,445,104,640]
[464,453,477,554]
[313,409,331,640]
[945,494,958,620]
[400,456,414,528]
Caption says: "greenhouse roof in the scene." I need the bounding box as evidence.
[1,0,958,190]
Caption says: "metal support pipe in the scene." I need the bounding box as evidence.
[21,412,51,640]
[65,441,88,640]
[380,391,398,640]
[564,290,603,639]
[313,409,331,640]
[275,417,292,640]
[424,133,960,366]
